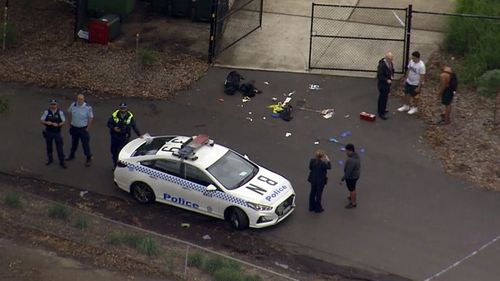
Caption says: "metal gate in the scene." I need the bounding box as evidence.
[208,0,263,63]
[308,4,409,73]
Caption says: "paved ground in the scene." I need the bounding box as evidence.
[215,0,453,76]
[0,67,499,281]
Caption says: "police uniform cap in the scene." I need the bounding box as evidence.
[49,99,58,105]
[119,102,127,108]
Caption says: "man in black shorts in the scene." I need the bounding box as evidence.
[340,144,361,209]
[438,66,457,125]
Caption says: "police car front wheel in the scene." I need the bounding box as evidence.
[131,182,155,204]
[227,207,249,230]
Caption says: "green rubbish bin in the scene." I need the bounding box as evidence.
[88,0,136,17]
[151,0,169,15]
[169,0,191,18]
[191,0,212,22]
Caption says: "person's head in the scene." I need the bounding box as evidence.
[385,51,393,62]
[314,149,326,160]
[49,99,58,109]
[76,94,85,106]
[443,66,452,73]
[411,51,421,63]
[345,143,355,156]
[118,102,128,113]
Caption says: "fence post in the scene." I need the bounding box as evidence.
[208,0,218,63]
[259,0,263,28]
[2,0,8,51]
[184,244,190,277]
[404,4,413,71]
[308,3,314,70]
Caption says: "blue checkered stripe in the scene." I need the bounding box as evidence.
[127,163,248,207]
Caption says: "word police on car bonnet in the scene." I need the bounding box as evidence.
[266,185,288,202]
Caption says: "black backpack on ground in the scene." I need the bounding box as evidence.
[448,72,458,92]
[224,71,243,95]
[240,80,261,97]
[280,104,293,121]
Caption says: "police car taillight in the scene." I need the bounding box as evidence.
[116,161,127,168]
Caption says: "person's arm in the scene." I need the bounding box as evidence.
[378,61,391,84]
[40,110,50,126]
[130,118,141,137]
[439,72,448,96]
[309,159,314,171]
[57,111,65,127]
[87,106,94,130]
[343,159,355,181]
[418,64,426,88]
[107,116,116,131]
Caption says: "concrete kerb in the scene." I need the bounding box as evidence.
[2,173,298,281]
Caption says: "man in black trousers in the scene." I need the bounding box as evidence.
[307,150,331,213]
[377,52,394,120]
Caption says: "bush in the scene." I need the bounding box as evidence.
[213,268,244,281]
[202,256,227,275]
[0,97,9,114]
[108,233,160,257]
[137,48,158,66]
[444,0,500,82]
[74,215,88,231]
[48,203,69,220]
[243,275,263,281]
[477,69,500,97]
[187,251,205,268]
[3,192,21,208]
[0,22,19,45]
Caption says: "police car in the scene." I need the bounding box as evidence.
[114,134,295,229]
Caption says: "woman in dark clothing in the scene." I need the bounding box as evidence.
[307,150,331,213]
[341,144,361,209]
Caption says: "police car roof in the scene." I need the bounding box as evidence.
[156,136,229,168]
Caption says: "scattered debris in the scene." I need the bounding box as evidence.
[285,132,292,137]
[340,131,352,138]
[246,117,253,122]
[360,148,366,153]
[218,98,225,102]
[79,190,88,198]
[340,147,346,151]
[360,112,376,122]
[202,234,211,240]
[337,160,344,166]
[314,141,320,145]
[272,97,278,102]
[309,84,321,90]
[181,223,190,228]
[248,112,252,115]
[275,262,289,269]
[344,115,350,118]
[262,117,266,120]
[287,91,295,97]
[264,81,270,85]
[242,97,251,103]
[329,137,339,143]
[323,111,334,119]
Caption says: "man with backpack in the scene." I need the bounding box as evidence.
[438,66,458,125]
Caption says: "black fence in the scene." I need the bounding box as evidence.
[309,4,408,73]
[208,0,263,63]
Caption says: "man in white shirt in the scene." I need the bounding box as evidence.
[398,51,426,115]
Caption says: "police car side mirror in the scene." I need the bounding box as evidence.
[243,154,249,160]
[206,184,217,192]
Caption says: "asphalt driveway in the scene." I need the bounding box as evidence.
[0,68,499,281]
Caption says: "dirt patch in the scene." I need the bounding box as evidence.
[395,53,499,191]
[0,173,410,281]
[0,0,208,99]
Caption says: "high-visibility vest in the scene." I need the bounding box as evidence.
[112,110,133,125]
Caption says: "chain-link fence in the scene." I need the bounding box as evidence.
[209,0,263,62]
[0,188,298,281]
[309,4,407,73]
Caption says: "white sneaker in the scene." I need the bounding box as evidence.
[408,107,418,115]
[398,104,410,112]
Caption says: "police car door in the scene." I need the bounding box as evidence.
[142,159,188,208]
[182,164,224,218]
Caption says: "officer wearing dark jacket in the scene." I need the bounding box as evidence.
[107,103,141,167]
[376,52,394,120]
[341,144,361,209]
[307,150,331,213]
[40,99,67,168]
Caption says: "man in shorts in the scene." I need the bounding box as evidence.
[398,51,426,115]
[340,144,360,209]
[438,66,457,125]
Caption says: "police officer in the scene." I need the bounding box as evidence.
[107,102,142,167]
[40,99,67,168]
[67,94,94,167]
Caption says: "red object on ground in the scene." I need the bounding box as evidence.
[360,112,376,121]
[89,20,109,45]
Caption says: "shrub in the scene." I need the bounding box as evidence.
[107,233,160,257]
[213,267,244,281]
[187,251,205,268]
[201,256,227,275]
[48,203,69,220]
[0,23,19,45]
[3,192,21,208]
[243,275,263,281]
[0,97,9,114]
[477,69,500,97]
[74,215,88,231]
[136,236,160,257]
[137,48,158,66]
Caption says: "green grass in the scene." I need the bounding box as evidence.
[187,251,205,268]
[137,48,158,66]
[3,192,22,208]
[444,0,500,83]
[243,275,263,281]
[74,215,89,231]
[477,69,500,97]
[107,232,160,257]
[213,267,244,281]
[48,203,69,220]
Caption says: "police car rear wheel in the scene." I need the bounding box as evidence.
[228,208,249,230]
[131,182,155,204]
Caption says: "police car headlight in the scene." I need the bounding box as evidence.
[246,202,273,211]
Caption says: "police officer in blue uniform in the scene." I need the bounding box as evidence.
[40,99,67,168]
[67,94,94,167]
[107,103,142,167]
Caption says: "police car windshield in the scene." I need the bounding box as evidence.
[207,151,258,190]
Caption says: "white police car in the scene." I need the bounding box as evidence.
[114,134,295,229]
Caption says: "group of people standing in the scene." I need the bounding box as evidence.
[376,50,457,124]
[40,94,142,169]
[307,144,361,212]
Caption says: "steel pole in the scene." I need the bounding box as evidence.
[2,0,9,51]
